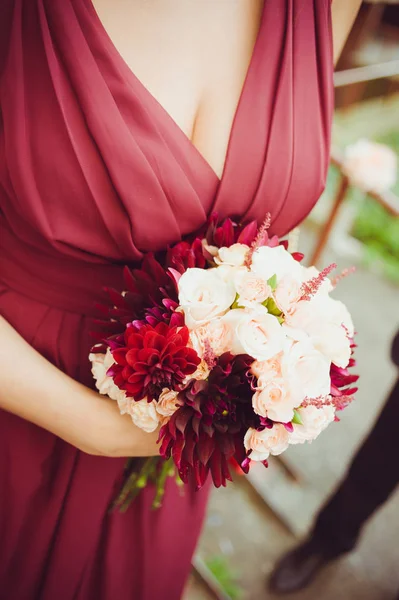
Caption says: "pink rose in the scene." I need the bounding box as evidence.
[252,379,300,423]
[343,139,397,193]
[129,398,160,433]
[273,275,302,315]
[251,354,283,380]
[178,268,236,329]
[222,308,285,361]
[189,318,234,358]
[289,405,335,444]
[215,243,249,267]
[244,424,289,461]
[156,388,182,418]
[234,269,271,305]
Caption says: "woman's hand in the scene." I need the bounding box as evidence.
[0,316,160,458]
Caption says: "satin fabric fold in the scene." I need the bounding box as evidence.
[0,1,333,598]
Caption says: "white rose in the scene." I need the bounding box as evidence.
[326,297,355,339]
[178,267,236,329]
[251,245,302,282]
[244,424,289,461]
[215,243,249,267]
[129,398,160,433]
[343,139,397,193]
[289,405,335,444]
[222,307,285,361]
[252,378,300,423]
[284,295,353,368]
[282,340,331,400]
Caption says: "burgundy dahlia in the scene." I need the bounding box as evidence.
[110,322,201,401]
[166,239,206,273]
[158,353,256,489]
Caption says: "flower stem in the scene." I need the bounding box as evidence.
[152,458,175,509]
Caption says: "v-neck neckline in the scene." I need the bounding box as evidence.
[86,0,265,186]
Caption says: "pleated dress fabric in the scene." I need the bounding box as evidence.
[0,1,333,598]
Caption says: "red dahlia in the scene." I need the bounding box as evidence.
[110,322,201,401]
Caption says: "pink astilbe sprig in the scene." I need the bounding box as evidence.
[301,395,356,411]
[202,339,217,370]
[302,393,356,422]
[251,213,271,249]
[299,263,337,301]
[244,213,275,267]
[331,266,356,288]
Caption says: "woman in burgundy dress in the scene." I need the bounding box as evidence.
[0,1,360,599]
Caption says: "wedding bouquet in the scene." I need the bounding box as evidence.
[90,214,358,510]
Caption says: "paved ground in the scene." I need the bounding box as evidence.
[183,221,399,600]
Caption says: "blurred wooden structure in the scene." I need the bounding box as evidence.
[311,0,399,266]
[310,150,399,266]
[336,1,399,108]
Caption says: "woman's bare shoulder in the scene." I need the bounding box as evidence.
[331,0,363,64]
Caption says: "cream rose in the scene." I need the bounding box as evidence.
[282,340,331,400]
[89,349,121,401]
[234,269,271,305]
[129,398,160,433]
[244,424,289,461]
[156,388,182,417]
[250,245,302,282]
[289,404,335,444]
[252,378,300,423]
[201,239,219,257]
[222,308,285,361]
[178,268,236,329]
[215,243,249,267]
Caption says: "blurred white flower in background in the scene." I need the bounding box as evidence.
[343,138,397,194]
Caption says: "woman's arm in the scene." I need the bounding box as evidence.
[332,0,363,65]
[0,316,159,458]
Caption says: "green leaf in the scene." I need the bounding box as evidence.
[265,297,282,317]
[231,293,244,310]
[292,409,303,425]
[267,274,278,291]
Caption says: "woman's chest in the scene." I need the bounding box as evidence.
[89,0,264,179]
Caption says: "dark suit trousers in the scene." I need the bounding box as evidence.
[311,376,399,556]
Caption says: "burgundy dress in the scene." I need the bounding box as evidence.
[0,1,333,598]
